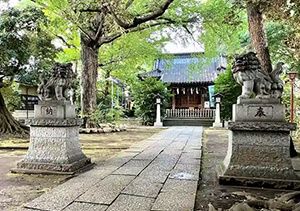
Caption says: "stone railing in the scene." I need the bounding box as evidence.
[165,108,215,119]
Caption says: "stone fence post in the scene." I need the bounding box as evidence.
[154,94,163,127]
[213,93,223,128]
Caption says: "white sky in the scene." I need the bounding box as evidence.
[162,30,203,54]
[0,0,19,12]
[152,26,203,54]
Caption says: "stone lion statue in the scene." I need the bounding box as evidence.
[37,63,76,101]
[232,52,284,100]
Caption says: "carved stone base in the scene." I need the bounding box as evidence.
[13,157,92,175]
[218,174,300,190]
[13,123,91,174]
[218,121,299,189]
[213,122,223,128]
[237,98,281,105]
[154,122,163,127]
[34,101,76,119]
[233,103,285,122]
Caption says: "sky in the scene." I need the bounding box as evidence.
[161,28,203,54]
[0,0,19,12]
[151,24,203,54]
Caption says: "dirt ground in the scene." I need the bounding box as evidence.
[0,127,163,211]
[195,128,297,211]
[3,127,300,210]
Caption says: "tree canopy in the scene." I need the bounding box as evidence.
[22,0,203,127]
[0,6,57,137]
[0,6,58,86]
[198,0,300,119]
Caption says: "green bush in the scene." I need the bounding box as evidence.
[107,105,124,123]
[133,78,171,125]
[214,68,241,120]
[91,102,124,125]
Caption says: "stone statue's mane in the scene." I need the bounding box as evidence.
[37,63,75,101]
[232,52,284,100]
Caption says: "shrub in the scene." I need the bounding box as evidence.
[133,78,171,125]
[214,68,241,120]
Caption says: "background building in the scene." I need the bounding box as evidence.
[140,53,226,126]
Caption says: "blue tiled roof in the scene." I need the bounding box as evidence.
[142,54,226,84]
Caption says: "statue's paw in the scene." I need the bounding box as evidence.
[256,94,271,99]
[238,95,251,99]
[271,93,281,99]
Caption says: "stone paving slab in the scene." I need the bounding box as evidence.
[138,167,170,183]
[76,175,135,204]
[112,159,152,176]
[122,177,163,198]
[107,194,155,211]
[132,146,165,160]
[103,151,140,168]
[24,173,103,210]
[17,208,36,211]
[182,149,202,158]
[169,163,201,181]
[178,153,201,165]
[22,127,203,211]
[161,179,198,193]
[63,202,108,211]
[149,158,178,172]
[151,192,196,211]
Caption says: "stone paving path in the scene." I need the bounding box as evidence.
[21,127,203,211]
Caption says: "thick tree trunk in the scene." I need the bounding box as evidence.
[80,36,99,128]
[0,91,29,138]
[246,2,273,73]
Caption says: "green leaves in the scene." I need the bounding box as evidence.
[100,29,164,84]
[0,6,57,85]
[133,78,171,125]
[214,68,241,120]
[198,0,248,59]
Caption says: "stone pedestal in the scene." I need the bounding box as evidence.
[12,101,91,174]
[233,99,285,122]
[218,99,300,189]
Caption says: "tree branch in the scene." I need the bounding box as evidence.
[108,0,174,29]
[79,3,109,13]
[56,35,76,48]
[131,0,174,27]
[93,13,105,42]
[99,20,171,46]
[125,0,134,9]
[99,56,127,67]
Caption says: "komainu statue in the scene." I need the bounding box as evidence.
[37,63,76,101]
[232,52,284,99]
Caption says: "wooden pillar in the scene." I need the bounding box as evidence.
[200,88,204,108]
[187,87,190,108]
[172,88,176,110]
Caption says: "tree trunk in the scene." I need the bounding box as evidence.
[80,36,99,128]
[246,2,273,73]
[0,91,29,138]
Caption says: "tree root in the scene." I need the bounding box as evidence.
[0,92,29,138]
